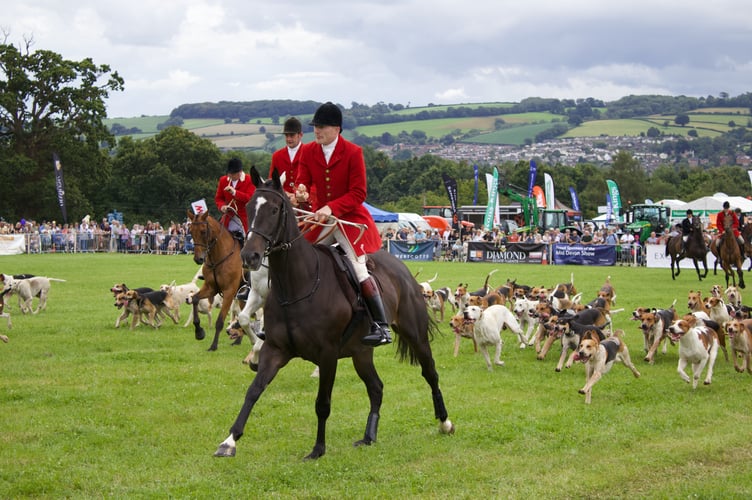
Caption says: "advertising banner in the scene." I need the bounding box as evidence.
[389,241,435,261]
[643,243,733,268]
[552,244,616,266]
[466,242,546,263]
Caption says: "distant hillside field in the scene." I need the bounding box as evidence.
[388,102,515,115]
[104,100,750,149]
[355,117,496,136]
[462,123,555,146]
[562,119,722,138]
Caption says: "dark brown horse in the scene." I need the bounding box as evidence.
[743,224,752,271]
[186,210,244,350]
[665,216,709,281]
[213,168,453,460]
[718,226,746,289]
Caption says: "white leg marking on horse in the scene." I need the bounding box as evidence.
[221,434,236,447]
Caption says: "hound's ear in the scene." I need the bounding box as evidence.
[250,166,263,187]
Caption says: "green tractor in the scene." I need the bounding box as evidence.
[625,204,672,243]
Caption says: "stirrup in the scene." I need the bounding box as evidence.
[362,324,392,347]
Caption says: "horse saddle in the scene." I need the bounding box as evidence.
[320,244,362,302]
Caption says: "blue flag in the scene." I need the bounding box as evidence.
[527,160,537,197]
[569,186,580,212]
[473,164,479,205]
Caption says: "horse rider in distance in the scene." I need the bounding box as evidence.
[715,200,745,254]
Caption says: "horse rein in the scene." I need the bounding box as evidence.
[191,219,236,270]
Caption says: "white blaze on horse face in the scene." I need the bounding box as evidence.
[249,196,268,235]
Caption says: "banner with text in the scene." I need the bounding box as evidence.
[642,243,736,269]
[467,242,546,263]
[388,241,436,261]
[0,234,26,255]
[552,243,616,266]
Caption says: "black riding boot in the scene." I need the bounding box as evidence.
[360,277,393,347]
[232,231,245,246]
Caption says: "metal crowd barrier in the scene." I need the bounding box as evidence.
[17,232,194,254]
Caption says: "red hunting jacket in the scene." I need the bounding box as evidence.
[214,172,255,233]
[715,209,740,238]
[296,138,381,255]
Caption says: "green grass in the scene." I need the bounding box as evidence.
[1,254,752,497]
[463,122,556,145]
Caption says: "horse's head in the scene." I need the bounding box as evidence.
[242,166,293,270]
[186,210,215,265]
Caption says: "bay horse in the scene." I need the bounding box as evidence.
[186,210,244,351]
[213,168,454,460]
[665,217,709,281]
[743,224,752,271]
[718,226,745,289]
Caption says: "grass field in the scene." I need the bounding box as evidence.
[463,123,556,146]
[1,254,751,498]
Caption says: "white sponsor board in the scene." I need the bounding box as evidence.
[0,235,26,255]
[644,243,750,269]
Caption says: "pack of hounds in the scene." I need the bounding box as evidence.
[420,269,752,404]
[6,266,751,403]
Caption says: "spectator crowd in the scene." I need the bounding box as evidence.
[0,215,194,254]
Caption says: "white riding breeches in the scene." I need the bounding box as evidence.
[315,227,370,282]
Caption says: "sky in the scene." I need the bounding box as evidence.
[4,0,752,118]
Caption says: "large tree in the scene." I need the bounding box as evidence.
[0,36,124,223]
[107,127,223,224]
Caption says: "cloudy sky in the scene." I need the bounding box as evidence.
[5,0,752,118]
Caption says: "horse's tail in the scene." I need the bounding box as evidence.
[395,315,440,366]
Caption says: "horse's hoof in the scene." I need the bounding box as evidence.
[213,443,236,457]
[207,345,218,352]
[353,438,373,447]
[304,446,325,460]
[195,329,206,341]
[439,419,455,435]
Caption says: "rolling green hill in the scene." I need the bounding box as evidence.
[105,102,751,149]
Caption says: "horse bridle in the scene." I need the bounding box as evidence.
[249,187,324,307]
[249,188,308,255]
[191,219,236,270]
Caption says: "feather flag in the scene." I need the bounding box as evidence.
[441,173,458,221]
[605,194,612,225]
[527,160,537,197]
[532,185,546,208]
[52,152,68,225]
[569,186,581,213]
[473,164,479,205]
[484,168,499,229]
[606,179,622,223]
[544,173,555,209]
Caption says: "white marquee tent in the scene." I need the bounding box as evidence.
[683,193,752,215]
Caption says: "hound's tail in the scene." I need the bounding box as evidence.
[47,278,67,282]
[483,269,499,290]
[191,267,203,284]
